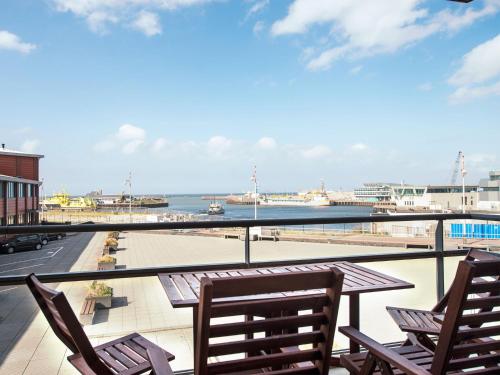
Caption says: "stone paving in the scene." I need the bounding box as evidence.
[0,231,465,374]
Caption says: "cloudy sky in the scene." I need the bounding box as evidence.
[0,0,499,194]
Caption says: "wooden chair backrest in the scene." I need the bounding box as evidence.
[431,259,500,374]
[195,268,344,375]
[433,249,499,313]
[25,274,112,374]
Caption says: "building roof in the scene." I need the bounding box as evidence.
[427,185,479,188]
[0,174,41,185]
[0,148,44,158]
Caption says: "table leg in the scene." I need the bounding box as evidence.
[349,294,360,354]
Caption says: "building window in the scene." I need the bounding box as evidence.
[0,182,3,198]
[7,215,16,225]
[18,214,25,224]
[27,184,32,197]
[18,183,25,198]
[7,182,15,198]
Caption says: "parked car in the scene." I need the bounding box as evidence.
[1,235,45,254]
[44,233,67,241]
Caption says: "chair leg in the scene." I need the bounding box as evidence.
[375,358,394,375]
[359,353,377,375]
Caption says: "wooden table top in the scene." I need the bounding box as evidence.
[158,261,414,308]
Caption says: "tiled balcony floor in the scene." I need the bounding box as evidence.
[0,230,463,374]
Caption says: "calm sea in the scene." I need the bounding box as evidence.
[148,195,374,230]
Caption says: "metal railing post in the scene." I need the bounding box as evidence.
[245,227,251,266]
[435,220,445,301]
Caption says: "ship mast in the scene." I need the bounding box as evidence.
[125,172,132,222]
[461,153,467,214]
[251,166,257,220]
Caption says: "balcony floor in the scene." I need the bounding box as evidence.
[0,230,463,374]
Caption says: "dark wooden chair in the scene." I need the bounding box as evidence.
[152,268,344,375]
[25,273,175,375]
[386,249,499,349]
[339,258,500,374]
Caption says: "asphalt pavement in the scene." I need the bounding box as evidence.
[0,232,95,361]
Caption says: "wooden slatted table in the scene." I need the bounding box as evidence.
[158,261,414,359]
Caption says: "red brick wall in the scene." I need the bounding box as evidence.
[6,199,16,212]
[0,155,39,180]
[0,155,17,176]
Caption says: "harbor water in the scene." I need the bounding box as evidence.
[163,195,374,231]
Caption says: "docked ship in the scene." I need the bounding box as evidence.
[260,182,332,207]
[41,192,96,211]
[88,192,169,209]
[226,192,259,205]
[260,191,331,207]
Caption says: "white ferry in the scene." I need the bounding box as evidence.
[260,191,331,207]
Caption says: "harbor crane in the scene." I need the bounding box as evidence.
[450,151,463,186]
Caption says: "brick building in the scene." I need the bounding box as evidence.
[0,146,43,226]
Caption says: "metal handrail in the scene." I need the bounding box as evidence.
[0,249,470,286]
[1,212,498,289]
[1,212,490,235]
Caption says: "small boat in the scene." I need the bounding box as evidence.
[208,202,225,215]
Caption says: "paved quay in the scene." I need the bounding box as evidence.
[0,231,467,374]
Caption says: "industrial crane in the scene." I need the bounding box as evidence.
[450,151,463,186]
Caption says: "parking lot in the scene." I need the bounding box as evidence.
[0,232,95,363]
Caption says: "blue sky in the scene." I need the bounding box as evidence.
[0,0,499,194]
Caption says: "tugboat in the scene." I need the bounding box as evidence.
[208,202,225,215]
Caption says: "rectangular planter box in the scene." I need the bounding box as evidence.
[86,295,112,309]
[98,262,116,271]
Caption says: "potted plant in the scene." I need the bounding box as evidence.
[102,245,110,256]
[108,231,120,240]
[86,281,113,308]
[105,237,118,252]
[97,255,116,271]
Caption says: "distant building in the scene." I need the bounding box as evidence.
[426,185,478,211]
[478,170,500,211]
[353,183,394,202]
[354,182,478,211]
[0,146,43,225]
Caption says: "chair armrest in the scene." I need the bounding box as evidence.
[339,326,431,375]
[147,347,174,375]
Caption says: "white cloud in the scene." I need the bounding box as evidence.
[253,21,265,35]
[132,11,162,36]
[449,81,500,103]
[351,143,368,151]
[271,0,500,71]
[20,139,40,153]
[95,124,146,154]
[117,124,146,141]
[86,11,118,34]
[52,0,214,35]
[152,137,168,152]
[207,136,233,157]
[449,34,500,86]
[0,30,36,54]
[349,65,363,75]
[448,34,500,103]
[418,82,433,92]
[122,139,144,154]
[256,137,277,150]
[246,0,269,20]
[300,145,332,159]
